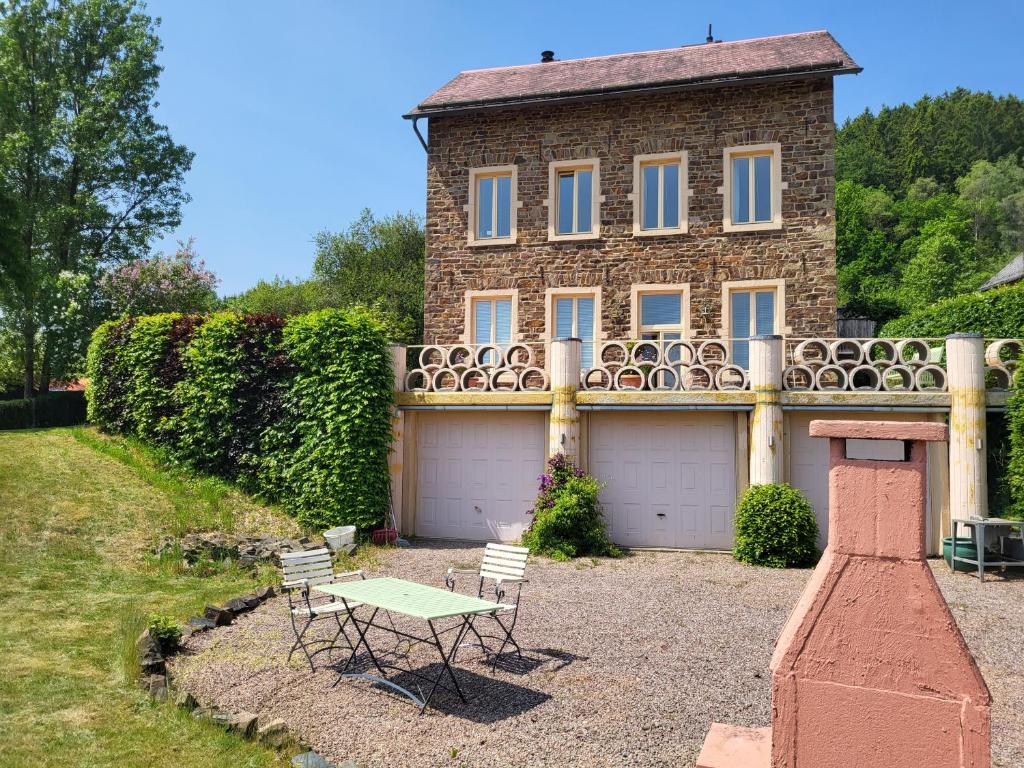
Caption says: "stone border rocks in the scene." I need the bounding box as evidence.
[154,532,324,570]
[133,584,339,764]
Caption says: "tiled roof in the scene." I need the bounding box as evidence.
[980,253,1024,291]
[406,30,860,118]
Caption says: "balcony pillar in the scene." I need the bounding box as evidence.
[749,335,784,485]
[389,345,407,532]
[946,333,987,522]
[549,337,582,462]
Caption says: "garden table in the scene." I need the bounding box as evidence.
[314,576,501,712]
[951,517,1024,582]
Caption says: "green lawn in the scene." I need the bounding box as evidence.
[0,427,302,768]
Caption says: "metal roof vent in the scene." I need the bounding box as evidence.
[540,50,555,63]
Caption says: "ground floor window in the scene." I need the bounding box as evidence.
[728,288,777,368]
[552,292,597,369]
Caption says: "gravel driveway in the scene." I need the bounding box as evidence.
[171,542,1024,768]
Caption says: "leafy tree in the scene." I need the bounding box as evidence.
[223,277,323,317]
[837,89,1024,193]
[100,238,217,316]
[835,180,898,319]
[0,0,192,396]
[956,156,1024,257]
[312,210,424,344]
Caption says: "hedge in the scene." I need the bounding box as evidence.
[0,391,88,430]
[1004,366,1024,520]
[878,282,1024,338]
[86,307,393,531]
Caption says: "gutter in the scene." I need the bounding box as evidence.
[403,63,861,120]
[576,404,753,412]
[398,404,550,411]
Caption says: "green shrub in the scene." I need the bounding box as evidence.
[733,483,819,568]
[85,318,135,432]
[85,305,394,533]
[0,398,32,430]
[274,307,393,530]
[1004,366,1024,520]
[147,614,182,654]
[120,313,181,442]
[879,281,1024,338]
[522,454,619,560]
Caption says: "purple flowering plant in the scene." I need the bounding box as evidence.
[530,452,588,515]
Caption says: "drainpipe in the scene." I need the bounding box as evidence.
[548,338,581,462]
[946,333,987,523]
[748,335,784,485]
[410,117,428,153]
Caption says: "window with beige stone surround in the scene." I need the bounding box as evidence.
[721,278,789,368]
[546,159,602,241]
[631,152,688,235]
[545,287,600,369]
[466,165,518,245]
[721,143,784,233]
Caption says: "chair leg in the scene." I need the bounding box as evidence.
[289,614,317,673]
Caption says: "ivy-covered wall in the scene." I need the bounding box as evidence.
[86,307,394,531]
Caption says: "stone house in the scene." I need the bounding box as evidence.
[406,30,860,368]
[391,31,1007,555]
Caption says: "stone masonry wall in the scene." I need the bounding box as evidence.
[423,77,838,346]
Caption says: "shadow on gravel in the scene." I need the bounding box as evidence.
[389,663,551,722]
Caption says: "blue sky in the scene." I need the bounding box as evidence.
[146,0,1024,296]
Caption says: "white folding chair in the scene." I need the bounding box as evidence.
[280,548,364,672]
[445,543,529,669]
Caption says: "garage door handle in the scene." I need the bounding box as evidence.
[474,506,482,514]
[656,513,666,518]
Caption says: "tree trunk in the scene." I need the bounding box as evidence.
[22,320,35,399]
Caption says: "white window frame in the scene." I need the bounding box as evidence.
[466,165,520,246]
[630,152,689,236]
[630,283,691,341]
[546,158,603,242]
[720,143,784,233]
[720,278,791,342]
[463,289,519,344]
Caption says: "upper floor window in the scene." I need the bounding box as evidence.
[722,143,783,233]
[632,152,688,235]
[467,165,518,245]
[547,159,602,241]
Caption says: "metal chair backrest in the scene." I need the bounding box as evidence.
[281,548,335,590]
[479,543,529,583]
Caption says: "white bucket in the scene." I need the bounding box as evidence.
[323,525,356,551]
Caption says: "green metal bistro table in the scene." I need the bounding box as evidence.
[314,577,501,712]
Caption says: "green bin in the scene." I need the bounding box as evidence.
[943,536,979,573]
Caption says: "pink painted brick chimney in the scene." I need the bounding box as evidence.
[771,420,989,768]
[697,420,991,768]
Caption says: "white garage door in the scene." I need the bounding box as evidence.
[589,411,737,549]
[788,411,934,551]
[415,411,545,542]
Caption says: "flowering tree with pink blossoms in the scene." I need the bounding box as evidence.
[100,239,218,317]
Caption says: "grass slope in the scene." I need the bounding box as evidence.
[0,427,301,768]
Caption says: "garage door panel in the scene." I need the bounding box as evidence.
[415,412,544,542]
[591,412,737,549]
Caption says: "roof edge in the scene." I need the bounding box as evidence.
[403,62,861,119]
